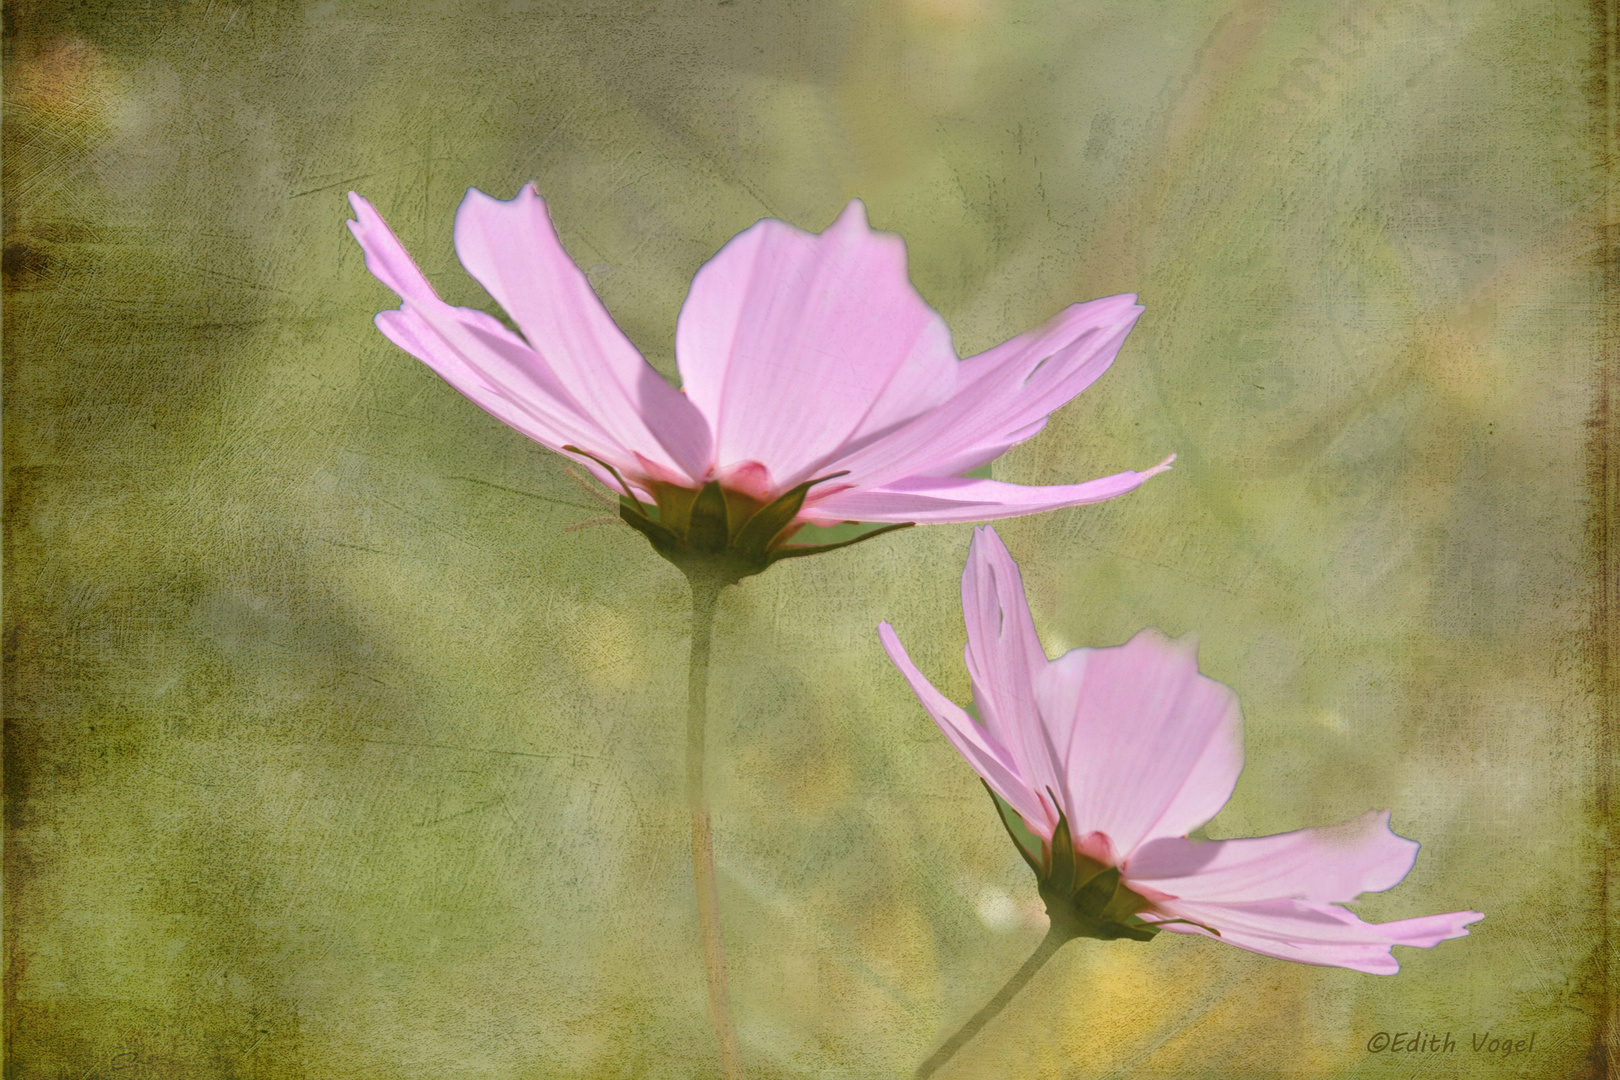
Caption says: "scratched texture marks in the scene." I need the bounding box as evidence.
[1,1,1610,1078]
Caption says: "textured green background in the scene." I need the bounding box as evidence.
[4,1,1613,1077]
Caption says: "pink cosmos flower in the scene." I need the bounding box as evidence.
[347,186,1171,581]
[879,528,1482,974]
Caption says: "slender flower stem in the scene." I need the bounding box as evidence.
[915,926,1070,1080]
[686,574,745,1080]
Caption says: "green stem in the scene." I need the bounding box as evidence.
[686,574,745,1079]
[915,926,1069,1079]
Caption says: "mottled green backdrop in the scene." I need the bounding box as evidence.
[4,1,1613,1077]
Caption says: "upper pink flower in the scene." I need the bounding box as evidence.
[346,186,1170,572]
[879,528,1482,974]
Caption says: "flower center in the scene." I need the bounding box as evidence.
[563,446,912,585]
[1038,852,1160,943]
[1030,808,1160,943]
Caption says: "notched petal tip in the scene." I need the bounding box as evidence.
[345,191,379,239]
[967,523,1014,564]
[1142,453,1177,479]
[347,192,447,308]
[1385,908,1485,950]
[457,182,540,214]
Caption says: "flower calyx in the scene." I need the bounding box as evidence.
[985,784,1165,944]
[563,447,914,587]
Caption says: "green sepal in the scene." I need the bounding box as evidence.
[686,481,731,554]
[1047,799,1078,897]
[731,471,849,558]
[1138,916,1221,937]
[646,484,700,537]
[1073,866,1122,919]
[562,445,650,518]
[995,796,1167,946]
[769,521,914,562]
[571,460,915,586]
[1084,918,1161,943]
[618,499,682,553]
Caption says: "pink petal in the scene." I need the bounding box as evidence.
[960,528,1064,834]
[1028,646,1090,817]
[798,459,1173,526]
[1032,628,1243,860]
[1124,811,1421,903]
[675,200,959,488]
[878,622,1048,828]
[1151,898,1483,974]
[394,299,636,464]
[348,195,634,462]
[450,186,714,483]
[894,418,1050,483]
[374,308,579,450]
[348,192,441,304]
[823,295,1146,487]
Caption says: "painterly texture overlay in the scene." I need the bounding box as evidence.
[5,2,1611,1078]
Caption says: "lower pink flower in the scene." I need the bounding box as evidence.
[879,527,1481,974]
